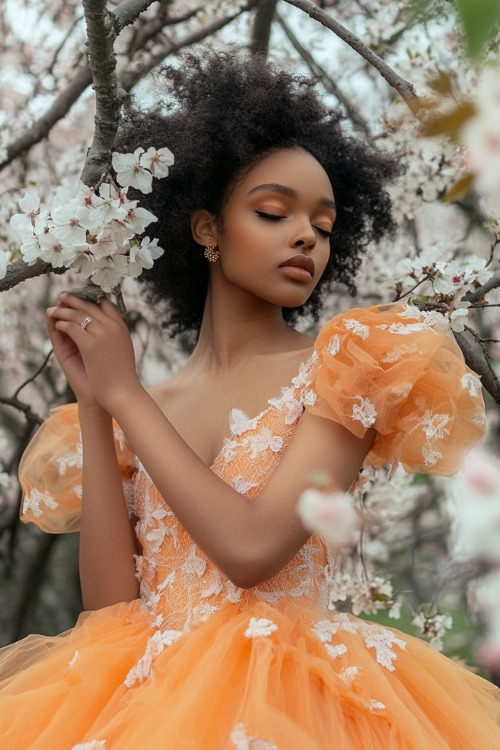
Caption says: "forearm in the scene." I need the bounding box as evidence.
[110,386,310,586]
[79,405,139,610]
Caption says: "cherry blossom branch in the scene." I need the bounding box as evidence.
[282,0,421,114]
[0,66,93,173]
[455,331,500,406]
[80,0,128,187]
[276,12,371,136]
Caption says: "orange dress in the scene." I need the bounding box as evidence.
[1,303,499,749]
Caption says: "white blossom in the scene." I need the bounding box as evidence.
[297,488,361,547]
[140,146,174,177]
[113,148,153,193]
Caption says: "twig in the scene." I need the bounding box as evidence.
[455,331,500,406]
[282,0,421,114]
[276,12,371,136]
[13,350,54,400]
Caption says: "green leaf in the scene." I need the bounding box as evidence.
[456,0,500,58]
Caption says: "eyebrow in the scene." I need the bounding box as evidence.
[247,183,336,211]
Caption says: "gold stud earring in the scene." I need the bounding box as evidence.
[203,244,219,263]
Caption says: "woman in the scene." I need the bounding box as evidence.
[1,53,499,749]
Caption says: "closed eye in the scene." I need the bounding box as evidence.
[256,210,334,238]
[255,210,285,221]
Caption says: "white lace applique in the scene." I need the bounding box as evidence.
[381,343,419,363]
[72,742,106,750]
[397,304,422,320]
[418,410,451,441]
[233,475,259,495]
[473,412,487,426]
[303,389,317,406]
[362,627,406,671]
[74,484,82,498]
[231,723,278,750]
[56,441,82,475]
[328,333,341,355]
[352,397,377,428]
[22,488,58,518]
[313,615,406,671]
[122,480,136,517]
[390,383,412,398]
[268,384,304,425]
[230,408,260,437]
[370,700,386,710]
[220,438,239,463]
[241,427,284,459]
[69,650,79,667]
[244,617,278,638]
[339,666,358,685]
[461,372,482,397]
[422,446,442,467]
[181,545,207,577]
[344,318,370,340]
[386,321,431,336]
[124,628,183,687]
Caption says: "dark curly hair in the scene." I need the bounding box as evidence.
[115,52,401,340]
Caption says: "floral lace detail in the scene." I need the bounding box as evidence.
[344,318,370,340]
[381,343,419,363]
[56,441,82,475]
[231,723,278,750]
[244,617,278,638]
[327,333,341,355]
[22,488,58,518]
[124,628,183,687]
[462,372,482,397]
[72,742,106,750]
[313,614,406,671]
[69,650,79,668]
[352,397,377,429]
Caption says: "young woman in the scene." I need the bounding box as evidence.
[1,53,499,749]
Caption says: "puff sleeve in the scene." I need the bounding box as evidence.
[19,403,137,533]
[305,303,486,476]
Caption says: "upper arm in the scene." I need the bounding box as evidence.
[234,410,374,587]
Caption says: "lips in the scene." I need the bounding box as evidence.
[279,254,315,277]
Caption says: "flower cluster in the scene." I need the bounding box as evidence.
[7,147,174,292]
[391,245,493,331]
[328,566,401,619]
[297,487,361,548]
[412,609,453,651]
[460,65,500,211]
[447,450,500,670]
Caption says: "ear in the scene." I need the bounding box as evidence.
[190,209,218,247]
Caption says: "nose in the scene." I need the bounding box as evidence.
[290,218,316,250]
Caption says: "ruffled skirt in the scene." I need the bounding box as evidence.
[1,599,500,749]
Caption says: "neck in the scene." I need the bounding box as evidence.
[188,281,308,374]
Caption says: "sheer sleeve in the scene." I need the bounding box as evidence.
[305,303,486,476]
[19,403,137,533]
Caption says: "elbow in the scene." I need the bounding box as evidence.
[220,550,284,590]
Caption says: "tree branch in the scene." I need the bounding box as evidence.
[276,12,371,136]
[80,0,126,186]
[250,0,278,56]
[0,66,93,173]
[455,332,500,406]
[282,0,421,114]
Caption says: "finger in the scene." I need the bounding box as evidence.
[48,306,96,330]
[99,298,123,322]
[57,293,106,322]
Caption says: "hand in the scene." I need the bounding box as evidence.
[47,294,142,414]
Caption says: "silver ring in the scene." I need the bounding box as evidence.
[80,316,92,331]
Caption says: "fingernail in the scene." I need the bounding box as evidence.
[47,307,55,314]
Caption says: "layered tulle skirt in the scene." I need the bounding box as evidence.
[1,598,500,749]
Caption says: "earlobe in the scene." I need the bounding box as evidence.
[190,209,218,247]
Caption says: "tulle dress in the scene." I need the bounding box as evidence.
[1,303,499,749]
